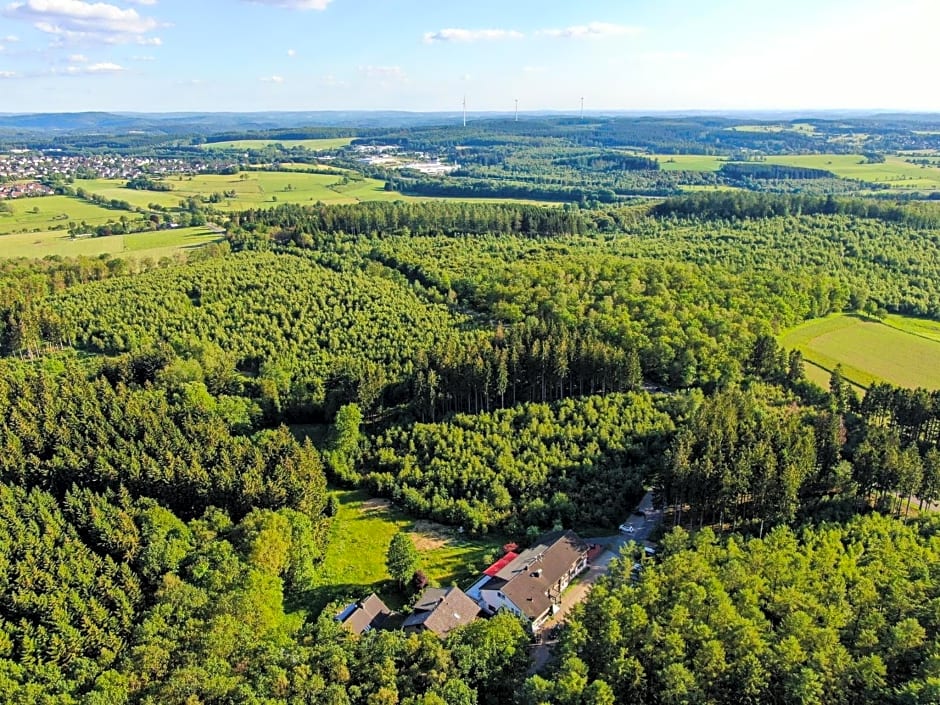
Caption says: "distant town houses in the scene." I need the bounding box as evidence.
[0,150,235,184]
[0,181,53,200]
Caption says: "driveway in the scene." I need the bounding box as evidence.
[529,491,661,673]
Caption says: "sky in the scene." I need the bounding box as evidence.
[0,0,938,113]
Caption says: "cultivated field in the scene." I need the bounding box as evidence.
[779,314,940,390]
[0,225,222,261]
[201,137,354,151]
[0,195,122,235]
[308,489,500,611]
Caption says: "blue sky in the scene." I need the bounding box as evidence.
[0,0,938,113]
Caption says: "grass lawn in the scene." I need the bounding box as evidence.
[779,313,940,390]
[306,489,502,613]
[0,225,221,260]
[201,137,355,151]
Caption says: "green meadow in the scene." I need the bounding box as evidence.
[79,171,413,210]
[652,154,726,172]
[0,195,121,235]
[78,171,564,210]
[308,489,501,611]
[201,137,354,151]
[762,154,940,191]
[779,314,940,391]
[0,225,222,261]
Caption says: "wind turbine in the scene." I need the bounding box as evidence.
[462,95,467,127]
[580,96,584,121]
[514,98,519,122]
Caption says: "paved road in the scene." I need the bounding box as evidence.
[529,491,661,673]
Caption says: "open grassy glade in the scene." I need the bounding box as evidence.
[308,489,502,612]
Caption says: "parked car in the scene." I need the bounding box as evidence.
[619,523,635,533]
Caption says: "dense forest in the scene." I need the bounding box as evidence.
[532,514,940,705]
[5,119,940,701]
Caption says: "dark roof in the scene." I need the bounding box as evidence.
[497,530,589,621]
[337,593,392,635]
[403,586,480,637]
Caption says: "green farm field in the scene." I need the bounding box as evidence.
[308,489,500,611]
[80,171,414,210]
[0,225,221,261]
[779,314,940,390]
[79,171,563,210]
[651,154,726,172]
[0,195,122,235]
[762,154,940,191]
[201,137,354,151]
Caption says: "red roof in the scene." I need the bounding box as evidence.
[484,552,519,577]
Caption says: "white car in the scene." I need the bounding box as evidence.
[619,523,635,534]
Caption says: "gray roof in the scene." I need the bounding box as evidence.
[338,593,392,635]
[403,586,480,637]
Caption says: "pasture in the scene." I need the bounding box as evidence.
[779,314,940,391]
[308,489,500,611]
[79,171,410,210]
[762,154,940,191]
[0,225,221,261]
[0,195,122,235]
[652,154,726,172]
[78,171,563,210]
[201,137,354,151]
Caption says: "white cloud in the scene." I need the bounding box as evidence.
[423,27,524,43]
[68,52,87,61]
[84,61,122,72]
[3,35,20,42]
[522,65,546,73]
[127,0,156,4]
[0,70,16,77]
[359,64,406,82]
[246,0,331,10]
[5,0,161,44]
[55,60,124,74]
[260,74,284,83]
[287,48,296,57]
[538,22,641,40]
